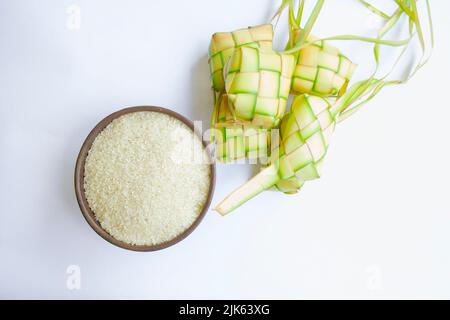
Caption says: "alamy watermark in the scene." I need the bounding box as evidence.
[169,120,280,168]
[66,265,81,290]
[366,264,383,291]
[66,5,81,30]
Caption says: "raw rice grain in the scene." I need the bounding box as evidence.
[84,111,211,246]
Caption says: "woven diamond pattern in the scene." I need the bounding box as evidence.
[274,94,338,192]
[225,46,295,128]
[213,95,270,162]
[209,24,273,94]
[290,33,356,97]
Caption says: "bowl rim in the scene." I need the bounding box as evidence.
[74,106,216,252]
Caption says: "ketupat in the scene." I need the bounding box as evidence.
[290,31,357,96]
[274,29,355,193]
[215,124,272,163]
[208,24,276,162]
[213,95,271,162]
[225,46,296,128]
[209,24,274,97]
[212,46,295,162]
[215,94,340,215]
[282,1,356,97]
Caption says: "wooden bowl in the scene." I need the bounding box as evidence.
[74,106,216,251]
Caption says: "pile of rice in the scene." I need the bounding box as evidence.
[84,111,211,246]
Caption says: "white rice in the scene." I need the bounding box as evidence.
[84,111,211,246]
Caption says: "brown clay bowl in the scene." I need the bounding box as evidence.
[74,106,216,252]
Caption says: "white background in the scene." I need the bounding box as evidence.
[0,0,449,299]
